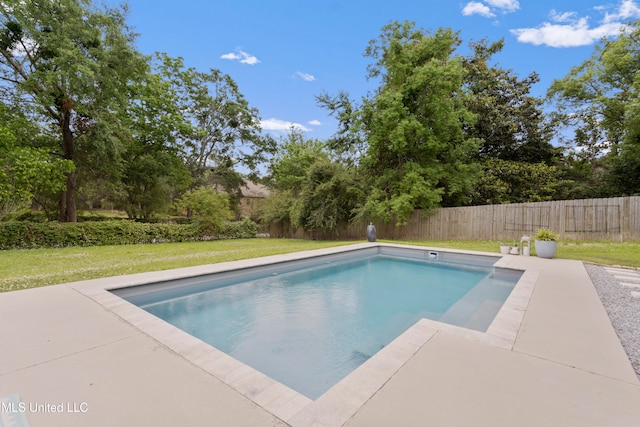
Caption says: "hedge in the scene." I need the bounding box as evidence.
[0,219,259,250]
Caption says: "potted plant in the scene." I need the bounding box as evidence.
[509,242,520,255]
[499,241,511,254]
[534,228,559,259]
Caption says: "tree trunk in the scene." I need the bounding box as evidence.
[59,107,77,222]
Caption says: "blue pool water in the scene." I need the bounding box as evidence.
[132,254,520,399]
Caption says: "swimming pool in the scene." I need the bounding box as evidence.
[113,245,522,399]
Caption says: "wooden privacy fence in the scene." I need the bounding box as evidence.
[269,196,640,242]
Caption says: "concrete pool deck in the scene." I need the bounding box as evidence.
[1,243,639,426]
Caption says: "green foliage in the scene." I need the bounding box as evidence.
[609,144,640,195]
[261,189,300,225]
[548,22,640,196]
[461,40,567,204]
[116,54,196,219]
[3,210,49,223]
[297,159,364,232]
[176,188,234,235]
[0,218,258,250]
[554,154,612,200]
[204,165,246,218]
[262,129,364,232]
[262,130,328,228]
[0,220,200,249]
[266,129,329,191]
[320,21,480,224]
[315,91,366,166]
[120,149,192,220]
[168,55,276,185]
[472,159,568,204]
[463,39,557,164]
[220,217,258,239]
[0,216,258,250]
[0,0,148,221]
[0,105,73,218]
[535,228,559,242]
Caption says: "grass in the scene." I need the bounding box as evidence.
[385,239,640,268]
[1,238,638,293]
[0,239,354,293]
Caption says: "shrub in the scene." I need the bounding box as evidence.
[176,188,234,235]
[0,221,200,250]
[0,218,259,250]
[221,218,258,239]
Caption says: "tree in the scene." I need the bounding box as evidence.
[262,129,364,233]
[112,53,273,219]
[0,104,73,217]
[116,55,193,219]
[297,159,364,232]
[471,159,567,204]
[120,149,191,220]
[316,90,367,166]
[266,128,327,192]
[0,0,146,221]
[321,21,480,224]
[463,39,557,164]
[261,129,329,227]
[151,54,275,198]
[186,70,273,182]
[547,21,640,196]
[176,187,233,235]
[462,39,562,203]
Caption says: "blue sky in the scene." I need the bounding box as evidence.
[122,0,640,141]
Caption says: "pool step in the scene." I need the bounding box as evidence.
[372,311,437,350]
[439,274,515,332]
[464,299,504,329]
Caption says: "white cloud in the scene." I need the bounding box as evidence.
[511,1,640,48]
[603,0,640,23]
[511,19,626,47]
[485,0,520,12]
[308,120,322,126]
[261,118,310,132]
[220,49,260,65]
[294,71,315,81]
[462,2,495,17]
[549,9,578,23]
[462,0,519,17]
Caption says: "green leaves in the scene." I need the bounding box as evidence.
[0,0,148,221]
[464,39,554,164]
[0,111,74,218]
[262,130,364,232]
[357,21,478,222]
[175,188,234,235]
[297,159,364,232]
[548,21,640,196]
[472,159,567,205]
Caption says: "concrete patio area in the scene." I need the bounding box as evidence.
[1,243,639,426]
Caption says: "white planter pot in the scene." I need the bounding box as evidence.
[535,240,557,259]
[500,245,511,254]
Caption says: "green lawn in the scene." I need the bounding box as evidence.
[1,238,638,293]
[386,239,640,268]
[0,239,354,293]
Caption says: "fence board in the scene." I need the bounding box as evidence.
[269,196,640,242]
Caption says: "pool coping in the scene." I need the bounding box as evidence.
[70,242,538,426]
